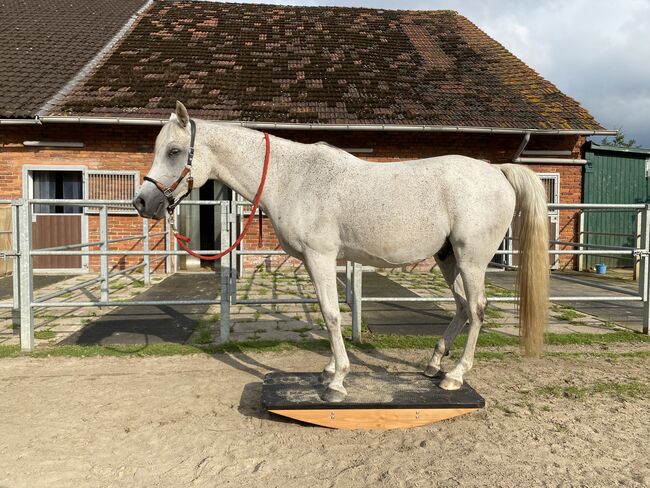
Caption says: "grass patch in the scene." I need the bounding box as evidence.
[538,381,649,400]
[1,329,649,360]
[131,280,145,289]
[544,330,650,346]
[34,330,56,340]
[485,281,517,297]
[0,345,20,358]
[192,313,220,345]
[552,305,582,322]
[484,306,504,319]
[292,327,312,333]
[482,321,503,329]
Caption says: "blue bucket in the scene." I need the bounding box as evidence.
[595,263,607,275]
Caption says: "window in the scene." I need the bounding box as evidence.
[85,171,139,213]
[32,170,83,214]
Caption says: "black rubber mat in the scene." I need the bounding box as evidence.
[262,372,484,410]
[60,273,220,345]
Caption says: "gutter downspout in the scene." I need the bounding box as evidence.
[512,131,588,165]
[512,132,531,160]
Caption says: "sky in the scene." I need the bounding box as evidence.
[230,0,650,147]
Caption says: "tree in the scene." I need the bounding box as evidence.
[600,130,640,148]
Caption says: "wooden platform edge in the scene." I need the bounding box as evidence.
[269,407,479,430]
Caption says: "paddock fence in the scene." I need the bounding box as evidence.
[3,198,650,351]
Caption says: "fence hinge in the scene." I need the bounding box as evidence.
[633,249,650,258]
[0,251,18,258]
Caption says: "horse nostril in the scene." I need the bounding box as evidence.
[133,196,146,213]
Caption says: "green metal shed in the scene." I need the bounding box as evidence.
[583,142,650,269]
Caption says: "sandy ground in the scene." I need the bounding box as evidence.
[1,348,650,488]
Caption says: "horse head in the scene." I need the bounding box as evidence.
[133,101,210,219]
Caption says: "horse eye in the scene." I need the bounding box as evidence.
[168,148,180,157]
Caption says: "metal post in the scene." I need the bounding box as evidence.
[640,205,650,335]
[635,210,642,280]
[11,203,20,320]
[345,260,352,306]
[578,210,585,272]
[229,201,237,304]
[351,262,363,342]
[99,205,109,303]
[143,218,151,285]
[164,213,171,274]
[219,202,231,342]
[173,206,179,273]
[18,200,34,351]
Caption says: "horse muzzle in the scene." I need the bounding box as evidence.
[132,183,166,220]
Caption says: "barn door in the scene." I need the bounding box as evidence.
[30,170,84,271]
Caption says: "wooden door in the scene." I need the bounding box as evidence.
[32,215,82,269]
[31,170,84,270]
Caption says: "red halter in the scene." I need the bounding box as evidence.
[171,131,271,261]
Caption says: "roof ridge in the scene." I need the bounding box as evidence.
[37,0,155,116]
[161,0,460,15]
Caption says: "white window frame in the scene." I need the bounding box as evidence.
[84,170,140,214]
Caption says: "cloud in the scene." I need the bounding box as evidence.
[215,0,650,145]
[462,0,650,145]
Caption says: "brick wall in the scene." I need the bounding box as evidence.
[1,124,167,273]
[1,124,584,273]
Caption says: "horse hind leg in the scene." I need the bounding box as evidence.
[424,250,468,378]
[439,261,487,391]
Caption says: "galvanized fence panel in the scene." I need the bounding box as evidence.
[7,199,650,351]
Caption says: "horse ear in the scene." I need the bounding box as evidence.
[175,100,189,127]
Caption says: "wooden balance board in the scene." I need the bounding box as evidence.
[262,371,485,430]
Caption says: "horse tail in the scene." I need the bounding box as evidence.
[499,164,549,357]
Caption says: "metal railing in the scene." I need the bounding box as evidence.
[4,198,650,352]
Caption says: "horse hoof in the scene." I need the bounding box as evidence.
[423,365,443,378]
[321,386,347,403]
[319,371,335,384]
[439,375,463,391]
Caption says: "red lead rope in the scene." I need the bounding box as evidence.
[172,132,270,261]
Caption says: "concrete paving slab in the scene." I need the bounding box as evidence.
[60,273,220,345]
[362,272,453,336]
[0,274,75,301]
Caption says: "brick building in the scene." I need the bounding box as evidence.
[1,0,612,273]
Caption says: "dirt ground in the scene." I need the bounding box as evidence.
[1,347,649,488]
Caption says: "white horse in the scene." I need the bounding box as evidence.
[134,102,549,402]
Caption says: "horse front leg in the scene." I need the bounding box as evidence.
[303,251,350,402]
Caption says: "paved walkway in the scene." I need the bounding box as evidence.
[487,271,642,332]
[1,269,641,348]
[0,274,74,301]
[361,272,452,336]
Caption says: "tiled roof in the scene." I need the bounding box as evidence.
[0,0,148,117]
[54,1,602,130]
